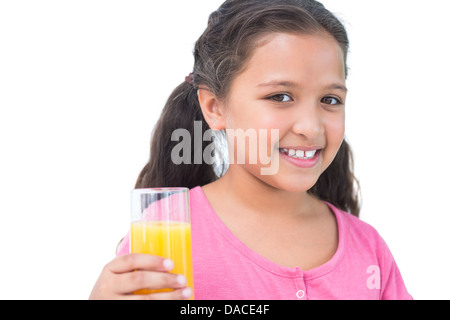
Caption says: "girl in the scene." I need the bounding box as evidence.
[90,0,411,300]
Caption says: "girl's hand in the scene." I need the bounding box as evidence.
[89,253,193,300]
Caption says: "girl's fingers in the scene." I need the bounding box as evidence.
[106,253,174,274]
[89,253,190,300]
[114,271,188,294]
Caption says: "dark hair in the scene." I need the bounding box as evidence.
[135,0,361,216]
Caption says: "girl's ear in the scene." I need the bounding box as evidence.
[197,88,226,131]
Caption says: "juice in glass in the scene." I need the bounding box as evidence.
[130,220,194,296]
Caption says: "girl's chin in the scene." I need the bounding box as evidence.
[277,182,318,194]
[258,174,320,194]
[228,163,322,193]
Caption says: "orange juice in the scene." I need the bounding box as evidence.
[131,221,194,297]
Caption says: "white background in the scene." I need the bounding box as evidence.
[0,0,449,300]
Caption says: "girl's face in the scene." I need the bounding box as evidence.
[223,32,347,193]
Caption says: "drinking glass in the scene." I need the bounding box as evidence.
[130,188,194,297]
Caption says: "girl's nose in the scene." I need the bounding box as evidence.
[291,102,324,139]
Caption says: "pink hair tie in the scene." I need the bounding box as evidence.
[185,73,194,85]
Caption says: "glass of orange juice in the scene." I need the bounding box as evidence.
[130,188,194,298]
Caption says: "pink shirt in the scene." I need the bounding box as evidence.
[117,186,412,300]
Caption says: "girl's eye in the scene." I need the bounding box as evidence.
[321,96,342,105]
[268,94,293,103]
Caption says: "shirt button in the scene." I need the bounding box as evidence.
[296,289,305,299]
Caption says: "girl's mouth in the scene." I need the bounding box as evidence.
[278,148,322,168]
[279,148,318,160]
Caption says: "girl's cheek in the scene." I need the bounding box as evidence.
[323,113,346,161]
[323,110,345,136]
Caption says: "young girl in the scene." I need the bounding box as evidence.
[90,0,411,300]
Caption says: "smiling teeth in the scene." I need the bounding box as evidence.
[280,148,317,160]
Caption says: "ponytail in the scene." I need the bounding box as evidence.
[135,81,217,189]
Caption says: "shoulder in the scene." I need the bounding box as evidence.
[336,204,382,241]
[189,186,203,201]
[327,203,412,300]
[189,185,211,213]
[327,202,390,254]
[330,203,405,281]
